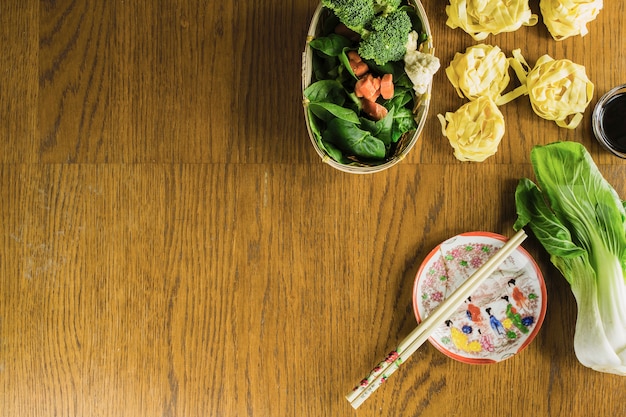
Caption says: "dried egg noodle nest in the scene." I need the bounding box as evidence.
[437,96,505,162]
[540,0,603,41]
[509,50,594,129]
[445,0,538,41]
[446,44,510,102]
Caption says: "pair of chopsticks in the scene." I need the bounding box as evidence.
[345,229,527,409]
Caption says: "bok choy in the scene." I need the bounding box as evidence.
[514,141,626,376]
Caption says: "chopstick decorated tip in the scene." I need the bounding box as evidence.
[346,229,527,409]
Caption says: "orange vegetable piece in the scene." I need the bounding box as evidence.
[361,98,388,121]
[347,50,362,63]
[370,76,381,98]
[355,74,381,101]
[380,73,394,100]
[351,61,369,77]
[355,74,376,99]
[347,51,368,77]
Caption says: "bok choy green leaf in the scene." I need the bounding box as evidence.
[514,141,626,376]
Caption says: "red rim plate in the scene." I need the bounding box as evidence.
[412,231,547,364]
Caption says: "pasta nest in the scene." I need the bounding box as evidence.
[446,44,511,102]
[523,54,594,129]
[445,0,538,41]
[540,0,603,41]
[437,96,505,162]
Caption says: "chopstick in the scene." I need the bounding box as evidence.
[345,229,527,409]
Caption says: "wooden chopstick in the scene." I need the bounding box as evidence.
[346,229,527,409]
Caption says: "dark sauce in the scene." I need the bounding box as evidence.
[601,93,626,153]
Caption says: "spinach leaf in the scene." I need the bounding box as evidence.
[312,51,340,81]
[338,47,358,80]
[322,140,348,163]
[391,107,417,143]
[309,33,353,57]
[309,102,360,124]
[320,10,340,36]
[361,107,395,145]
[306,108,324,147]
[345,91,362,114]
[366,59,406,80]
[307,108,347,163]
[386,85,414,112]
[323,118,386,159]
[381,107,397,145]
[359,117,380,137]
[306,110,326,154]
[395,73,415,90]
[304,80,346,106]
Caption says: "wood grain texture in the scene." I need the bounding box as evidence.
[1,0,626,416]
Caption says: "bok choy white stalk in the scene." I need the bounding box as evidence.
[514,141,626,376]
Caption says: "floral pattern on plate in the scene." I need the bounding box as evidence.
[413,232,547,364]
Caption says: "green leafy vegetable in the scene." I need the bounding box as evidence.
[309,33,354,57]
[514,141,626,376]
[390,106,416,142]
[303,80,346,105]
[309,102,360,124]
[323,118,386,159]
[360,107,394,145]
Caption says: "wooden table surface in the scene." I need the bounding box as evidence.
[2,1,625,416]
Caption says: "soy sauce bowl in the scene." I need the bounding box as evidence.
[592,84,626,159]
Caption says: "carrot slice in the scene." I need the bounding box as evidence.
[354,78,366,98]
[347,51,368,76]
[380,73,394,99]
[367,76,381,102]
[347,50,362,63]
[355,74,376,98]
[351,61,369,77]
[361,99,388,121]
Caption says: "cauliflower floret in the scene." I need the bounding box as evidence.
[404,31,440,94]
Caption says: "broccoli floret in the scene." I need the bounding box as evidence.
[373,0,401,15]
[358,10,412,65]
[321,0,375,34]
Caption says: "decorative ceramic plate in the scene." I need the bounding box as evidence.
[413,231,547,364]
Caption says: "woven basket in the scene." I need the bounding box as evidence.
[301,1,435,174]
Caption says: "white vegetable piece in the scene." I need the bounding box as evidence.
[404,31,440,95]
